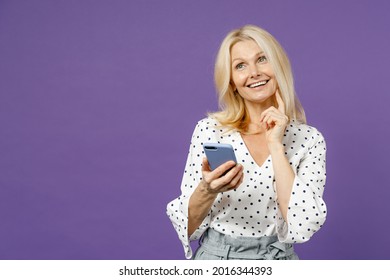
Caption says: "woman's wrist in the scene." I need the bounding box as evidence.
[197,181,218,200]
[268,142,284,154]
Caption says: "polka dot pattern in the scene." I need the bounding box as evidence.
[167,117,327,259]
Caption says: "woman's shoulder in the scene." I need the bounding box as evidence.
[288,120,321,133]
[195,116,220,127]
[194,116,230,133]
[286,120,325,143]
[191,116,234,141]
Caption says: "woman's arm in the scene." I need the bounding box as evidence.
[187,158,243,236]
[260,90,293,222]
[268,143,294,221]
[187,182,217,236]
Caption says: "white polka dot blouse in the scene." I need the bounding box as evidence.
[167,117,327,259]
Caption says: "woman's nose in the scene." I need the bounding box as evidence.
[249,64,261,78]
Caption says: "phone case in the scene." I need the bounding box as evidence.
[203,143,237,170]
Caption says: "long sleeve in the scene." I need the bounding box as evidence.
[166,120,214,259]
[276,129,327,243]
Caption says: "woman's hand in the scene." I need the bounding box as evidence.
[260,90,289,147]
[200,157,244,194]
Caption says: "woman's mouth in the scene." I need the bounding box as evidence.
[247,80,269,88]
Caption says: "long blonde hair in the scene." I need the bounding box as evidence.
[210,25,306,132]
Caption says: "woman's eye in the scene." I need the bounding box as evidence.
[258,56,267,63]
[235,63,244,70]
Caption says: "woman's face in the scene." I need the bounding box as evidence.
[230,40,277,106]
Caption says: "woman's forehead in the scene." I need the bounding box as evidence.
[231,40,264,60]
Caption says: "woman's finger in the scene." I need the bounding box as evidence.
[262,111,287,127]
[260,106,277,122]
[219,170,244,192]
[211,160,237,178]
[229,169,243,187]
[211,164,242,190]
[201,157,211,172]
[275,89,286,114]
[263,112,279,125]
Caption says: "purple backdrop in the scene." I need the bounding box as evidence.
[1,0,389,260]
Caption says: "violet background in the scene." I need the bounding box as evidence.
[1,0,389,260]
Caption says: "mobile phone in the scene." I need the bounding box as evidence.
[202,143,237,171]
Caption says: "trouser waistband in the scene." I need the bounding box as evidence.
[198,228,296,260]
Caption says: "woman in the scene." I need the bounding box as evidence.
[166,25,327,260]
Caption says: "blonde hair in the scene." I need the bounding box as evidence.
[210,25,306,132]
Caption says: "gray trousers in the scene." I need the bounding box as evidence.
[192,228,299,260]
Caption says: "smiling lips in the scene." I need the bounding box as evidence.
[248,80,269,88]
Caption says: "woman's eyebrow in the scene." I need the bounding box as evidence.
[232,52,265,63]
